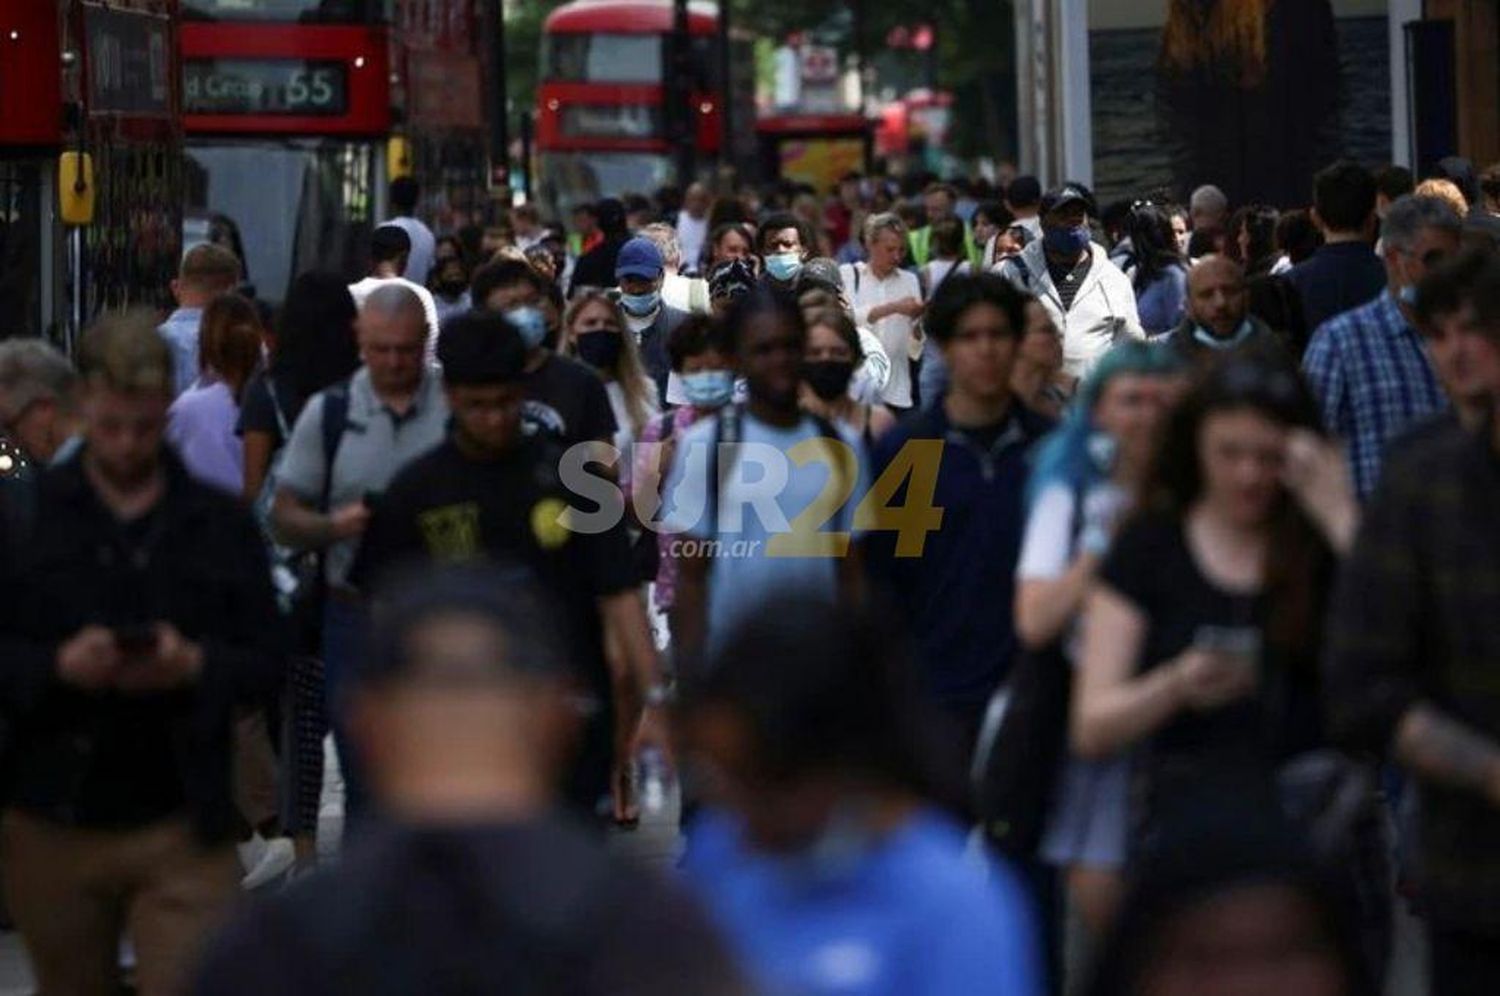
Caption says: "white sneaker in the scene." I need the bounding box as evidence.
[237,833,296,890]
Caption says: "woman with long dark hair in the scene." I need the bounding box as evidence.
[238,272,360,507]
[1124,204,1189,337]
[1073,352,1359,849]
[235,271,360,871]
[1231,204,1282,277]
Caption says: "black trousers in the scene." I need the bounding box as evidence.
[1429,925,1500,996]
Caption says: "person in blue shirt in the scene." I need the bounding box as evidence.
[678,595,1042,996]
[159,243,242,397]
[865,273,1056,745]
[1122,203,1189,337]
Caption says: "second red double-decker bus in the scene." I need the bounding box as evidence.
[535,0,751,217]
[179,0,388,303]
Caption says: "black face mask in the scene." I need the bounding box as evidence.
[574,330,623,371]
[434,279,468,298]
[802,359,855,401]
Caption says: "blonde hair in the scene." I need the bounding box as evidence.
[562,290,654,436]
[77,308,174,395]
[1415,178,1470,219]
[1160,0,1277,88]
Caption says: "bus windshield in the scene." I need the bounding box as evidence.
[544,34,663,84]
[182,0,375,22]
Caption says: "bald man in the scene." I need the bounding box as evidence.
[1157,255,1284,366]
[271,283,450,824]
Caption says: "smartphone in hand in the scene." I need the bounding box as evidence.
[1192,625,1262,679]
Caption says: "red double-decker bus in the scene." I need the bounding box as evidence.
[179,1,389,303]
[0,0,183,343]
[535,0,752,217]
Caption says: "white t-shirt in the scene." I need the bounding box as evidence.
[386,215,436,286]
[1017,480,1130,657]
[348,276,442,364]
[841,262,923,408]
[921,259,972,296]
[676,211,709,274]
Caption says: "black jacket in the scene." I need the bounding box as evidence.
[0,449,284,841]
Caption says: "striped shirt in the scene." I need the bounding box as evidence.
[1302,292,1447,499]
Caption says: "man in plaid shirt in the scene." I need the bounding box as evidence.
[1325,250,1500,996]
[1302,195,1462,498]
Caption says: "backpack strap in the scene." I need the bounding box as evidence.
[266,377,292,442]
[317,380,351,513]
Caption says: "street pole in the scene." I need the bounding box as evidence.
[486,0,510,201]
[850,0,866,112]
[519,111,534,202]
[671,0,695,187]
[718,0,732,176]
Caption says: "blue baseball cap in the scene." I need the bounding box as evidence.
[615,237,665,281]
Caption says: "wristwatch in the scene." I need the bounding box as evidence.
[644,682,674,708]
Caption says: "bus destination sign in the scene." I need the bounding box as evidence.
[184,59,349,116]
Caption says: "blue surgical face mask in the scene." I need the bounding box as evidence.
[619,290,660,317]
[505,306,548,349]
[1042,224,1091,258]
[1398,284,1419,307]
[1192,318,1254,349]
[765,252,803,282]
[681,369,735,409]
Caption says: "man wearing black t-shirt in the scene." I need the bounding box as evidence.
[470,259,616,447]
[350,311,664,822]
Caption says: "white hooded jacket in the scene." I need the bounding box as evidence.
[998,239,1145,379]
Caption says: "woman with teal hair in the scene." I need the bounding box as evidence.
[1013,341,1183,942]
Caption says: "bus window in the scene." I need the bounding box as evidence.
[545,34,663,84]
[182,1,373,22]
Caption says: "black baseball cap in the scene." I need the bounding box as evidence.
[438,310,528,386]
[1040,182,1098,219]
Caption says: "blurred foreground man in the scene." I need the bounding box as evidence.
[1326,250,1500,996]
[194,563,745,996]
[0,312,282,996]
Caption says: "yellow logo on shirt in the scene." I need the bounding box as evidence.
[417,502,482,560]
[531,497,572,550]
